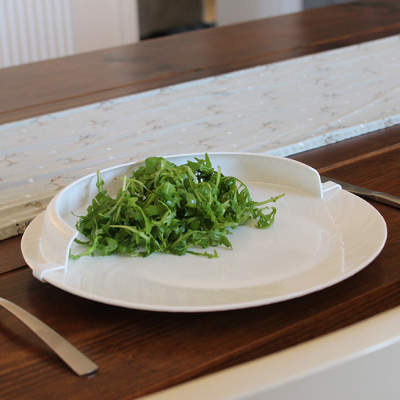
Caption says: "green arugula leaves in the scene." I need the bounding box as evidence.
[70,154,284,260]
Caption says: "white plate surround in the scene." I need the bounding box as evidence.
[21,153,387,312]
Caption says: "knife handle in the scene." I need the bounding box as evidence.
[366,192,400,209]
[321,176,400,209]
[0,297,98,376]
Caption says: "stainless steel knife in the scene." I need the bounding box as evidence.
[320,176,400,209]
[0,297,98,376]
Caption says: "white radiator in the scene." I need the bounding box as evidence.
[0,0,139,69]
[0,0,75,68]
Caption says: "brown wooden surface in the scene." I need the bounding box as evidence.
[2,0,400,125]
[0,236,26,275]
[1,1,400,399]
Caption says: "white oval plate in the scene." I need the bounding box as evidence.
[21,155,387,312]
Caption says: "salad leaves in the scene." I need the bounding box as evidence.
[70,154,284,260]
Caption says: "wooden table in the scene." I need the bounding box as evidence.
[1,1,400,398]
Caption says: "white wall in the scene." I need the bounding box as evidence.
[216,0,303,26]
[0,0,75,68]
[0,0,139,69]
[71,0,139,54]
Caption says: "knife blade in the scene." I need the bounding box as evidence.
[320,176,400,209]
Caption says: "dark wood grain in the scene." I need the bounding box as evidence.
[0,236,26,274]
[318,145,400,196]
[1,1,400,399]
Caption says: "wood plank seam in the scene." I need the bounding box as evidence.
[317,142,400,173]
